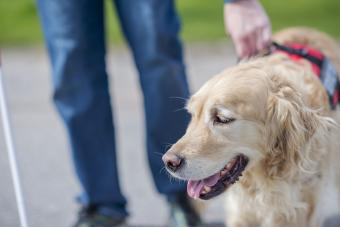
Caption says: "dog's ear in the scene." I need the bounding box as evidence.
[265,84,333,176]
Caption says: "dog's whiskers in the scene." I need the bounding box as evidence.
[159,166,167,174]
[169,96,189,102]
[153,151,164,157]
[173,107,186,113]
[164,143,174,151]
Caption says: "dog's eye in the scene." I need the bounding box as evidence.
[213,115,235,125]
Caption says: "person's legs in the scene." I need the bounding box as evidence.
[113,3,202,224]
[37,0,127,219]
[114,0,190,195]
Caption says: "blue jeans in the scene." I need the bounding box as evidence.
[37,0,189,218]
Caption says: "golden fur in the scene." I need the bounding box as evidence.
[165,27,340,227]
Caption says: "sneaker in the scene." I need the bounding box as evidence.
[73,205,126,227]
[168,193,203,227]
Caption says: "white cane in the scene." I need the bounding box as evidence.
[0,53,29,227]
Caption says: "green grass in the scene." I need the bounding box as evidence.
[0,0,340,46]
[0,0,42,45]
[263,0,340,38]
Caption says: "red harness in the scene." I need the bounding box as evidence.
[272,42,340,109]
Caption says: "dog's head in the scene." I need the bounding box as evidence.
[163,59,332,200]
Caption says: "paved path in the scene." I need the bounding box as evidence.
[0,42,236,227]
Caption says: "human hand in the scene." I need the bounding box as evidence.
[224,0,271,59]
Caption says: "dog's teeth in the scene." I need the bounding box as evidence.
[201,186,211,195]
[225,158,237,171]
[220,169,228,176]
[204,186,211,192]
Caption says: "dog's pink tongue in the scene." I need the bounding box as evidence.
[187,173,220,199]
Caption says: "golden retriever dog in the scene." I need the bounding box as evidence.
[162,27,340,227]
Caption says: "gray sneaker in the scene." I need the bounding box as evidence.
[168,193,203,227]
[73,205,126,227]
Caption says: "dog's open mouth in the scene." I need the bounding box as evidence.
[187,154,248,200]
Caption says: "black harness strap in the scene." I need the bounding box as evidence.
[272,42,324,68]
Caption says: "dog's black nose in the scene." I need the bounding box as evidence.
[162,153,184,172]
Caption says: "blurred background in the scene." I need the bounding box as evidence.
[1,0,340,45]
[0,0,339,227]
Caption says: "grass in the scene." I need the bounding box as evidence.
[0,0,340,46]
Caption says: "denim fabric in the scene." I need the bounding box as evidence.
[37,0,189,218]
